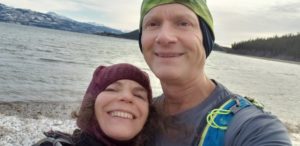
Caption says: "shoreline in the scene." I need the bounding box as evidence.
[221,51,300,65]
[0,101,81,119]
[1,101,300,145]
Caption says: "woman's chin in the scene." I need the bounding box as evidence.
[104,129,136,141]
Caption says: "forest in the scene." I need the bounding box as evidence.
[230,33,300,62]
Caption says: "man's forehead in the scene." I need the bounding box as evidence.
[144,4,197,18]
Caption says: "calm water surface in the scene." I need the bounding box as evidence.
[0,22,299,125]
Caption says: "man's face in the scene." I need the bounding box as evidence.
[141,3,206,83]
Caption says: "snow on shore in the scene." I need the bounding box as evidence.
[0,101,299,146]
[0,101,79,146]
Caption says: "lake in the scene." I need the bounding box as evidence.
[0,22,299,127]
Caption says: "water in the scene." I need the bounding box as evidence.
[0,22,300,126]
[0,22,160,103]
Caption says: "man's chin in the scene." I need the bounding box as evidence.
[155,71,180,82]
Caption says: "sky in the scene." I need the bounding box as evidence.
[1,0,299,46]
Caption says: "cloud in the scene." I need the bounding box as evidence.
[1,0,81,12]
[208,0,300,46]
[53,0,143,31]
[270,1,300,13]
[79,1,142,31]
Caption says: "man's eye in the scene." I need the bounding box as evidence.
[178,21,190,27]
[149,22,157,27]
[144,21,159,29]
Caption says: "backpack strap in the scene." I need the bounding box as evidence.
[223,105,264,146]
[198,95,253,146]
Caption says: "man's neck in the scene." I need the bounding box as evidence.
[161,76,216,115]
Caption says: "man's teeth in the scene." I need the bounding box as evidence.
[110,111,134,119]
[156,53,182,57]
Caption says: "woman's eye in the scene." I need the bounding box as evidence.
[134,93,147,100]
[104,87,116,92]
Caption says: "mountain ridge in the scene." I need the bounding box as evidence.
[0,3,122,34]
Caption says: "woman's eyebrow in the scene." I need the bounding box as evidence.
[134,86,147,92]
[108,81,122,87]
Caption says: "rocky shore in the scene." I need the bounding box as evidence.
[0,101,80,146]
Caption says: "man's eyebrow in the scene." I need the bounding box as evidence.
[143,12,196,22]
[173,13,197,20]
[143,14,159,24]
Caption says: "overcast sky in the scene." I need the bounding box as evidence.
[1,0,299,46]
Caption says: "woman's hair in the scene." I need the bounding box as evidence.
[71,98,95,129]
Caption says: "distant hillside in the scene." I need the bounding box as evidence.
[0,3,122,34]
[118,30,140,40]
[100,29,230,51]
[96,29,139,40]
[231,33,300,62]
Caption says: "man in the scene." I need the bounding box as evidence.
[138,0,292,145]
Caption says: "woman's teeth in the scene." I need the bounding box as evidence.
[110,111,134,119]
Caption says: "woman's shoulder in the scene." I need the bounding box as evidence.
[33,129,106,146]
[32,130,74,146]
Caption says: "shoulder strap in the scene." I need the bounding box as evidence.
[191,95,230,146]
[223,105,263,146]
[198,95,253,146]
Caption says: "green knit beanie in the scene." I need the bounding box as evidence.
[139,0,214,36]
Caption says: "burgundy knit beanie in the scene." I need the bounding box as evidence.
[76,63,152,144]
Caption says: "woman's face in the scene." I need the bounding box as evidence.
[94,79,149,141]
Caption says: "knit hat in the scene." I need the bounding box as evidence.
[138,0,215,57]
[76,63,152,143]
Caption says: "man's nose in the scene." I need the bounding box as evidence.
[155,23,177,46]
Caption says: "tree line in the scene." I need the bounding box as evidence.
[230,33,300,62]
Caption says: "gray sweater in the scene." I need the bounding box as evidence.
[151,80,291,146]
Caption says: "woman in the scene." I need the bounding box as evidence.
[33,63,157,146]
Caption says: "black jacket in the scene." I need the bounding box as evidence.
[32,130,105,146]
